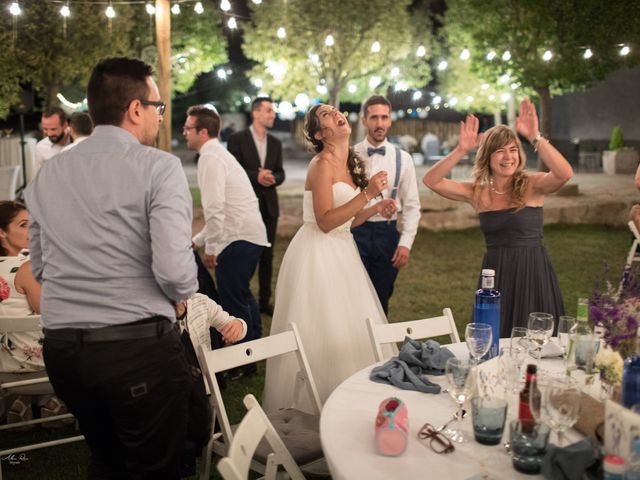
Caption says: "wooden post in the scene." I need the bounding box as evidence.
[155,0,171,152]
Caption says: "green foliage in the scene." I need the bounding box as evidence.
[0,2,228,118]
[242,0,435,107]
[609,125,624,150]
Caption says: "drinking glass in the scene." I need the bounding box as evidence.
[444,357,474,443]
[465,323,492,365]
[530,375,582,446]
[557,316,576,359]
[527,313,554,362]
[499,347,523,393]
[511,326,529,350]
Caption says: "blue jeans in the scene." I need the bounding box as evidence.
[352,221,400,315]
[215,240,263,342]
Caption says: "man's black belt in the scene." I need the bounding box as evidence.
[43,316,175,342]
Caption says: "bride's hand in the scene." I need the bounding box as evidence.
[367,171,389,198]
[376,199,397,218]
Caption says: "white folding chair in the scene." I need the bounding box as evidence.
[367,307,461,362]
[626,221,640,267]
[217,394,305,480]
[0,315,84,479]
[0,165,21,200]
[197,322,326,480]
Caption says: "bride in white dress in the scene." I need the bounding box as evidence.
[262,104,397,414]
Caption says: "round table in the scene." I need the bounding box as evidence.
[319,340,581,479]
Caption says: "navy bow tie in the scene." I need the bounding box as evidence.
[367,146,386,157]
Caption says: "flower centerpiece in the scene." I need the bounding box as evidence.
[589,264,640,397]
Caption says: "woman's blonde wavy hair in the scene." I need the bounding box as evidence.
[471,125,529,209]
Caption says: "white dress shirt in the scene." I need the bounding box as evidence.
[34,137,67,174]
[192,138,269,256]
[354,138,421,250]
[60,135,88,153]
[249,125,267,167]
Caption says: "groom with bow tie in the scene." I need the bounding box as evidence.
[353,95,421,314]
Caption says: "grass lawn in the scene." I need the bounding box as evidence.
[0,223,629,479]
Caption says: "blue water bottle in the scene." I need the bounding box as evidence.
[622,327,640,408]
[474,269,501,359]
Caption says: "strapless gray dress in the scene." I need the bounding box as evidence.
[478,207,565,338]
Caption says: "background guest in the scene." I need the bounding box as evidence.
[34,106,71,174]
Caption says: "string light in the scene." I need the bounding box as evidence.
[437,60,448,71]
[325,35,334,47]
[294,93,310,109]
[466,95,474,103]
[316,85,328,95]
[347,84,357,93]
[486,50,496,60]
[620,45,630,56]
[412,91,422,101]
[220,0,231,12]
[369,76,381,89]
[416,45,426,57]
[449,96,459,106]
[145,2,155,15]
[253,78,263,88]
[432,95,441,105]
[371,41,380,53]
[502,50,511,61]
[243,96,251,104]
[500,92,511,102]
[583,48,593,59]
[171,2,180,15]
[390,66,400,77]
[276,27,286,39]
[542,49,553,61]
[216,69,227,79]
[252,0,262,4]
[105,3,116,18]
[9,2,21,16]
[60,3,70,17]
[194,2,204,14]
[227,17,237,29]
[394,81,407,92]
[460,47,470,60]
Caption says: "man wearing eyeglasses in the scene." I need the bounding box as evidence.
[184,105,269,378]
[353,95,421,315]
[25,57,198,479]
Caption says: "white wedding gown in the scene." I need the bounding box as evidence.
[262,182,394,414]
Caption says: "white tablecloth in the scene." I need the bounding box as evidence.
[320,339,583,480]
[0,137,37,183]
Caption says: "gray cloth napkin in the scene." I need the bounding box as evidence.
[541,438,599,480]
[369,338,454,394]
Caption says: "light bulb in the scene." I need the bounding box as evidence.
[9,2,21,16]
[583,48,593,59]
[542,50,552,61]
[620,45,630,56]
[105,5,116,18]
[146,3,156,15]
[60,4,70,17]
[171,3,181,14]
[502,50,511,61]
[416,45,426,57]
[277,27,286,39]
[486,50,496,61]
[460,48,470,60]
[228,17,237,29]
[325,35,334,47]
[371,41,380,53]
[220,0,231,12]
[194,2,204,14]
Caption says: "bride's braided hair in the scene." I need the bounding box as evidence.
[304,104,368,190]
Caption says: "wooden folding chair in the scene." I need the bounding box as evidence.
[197,322,326,479]
[0,315,84,479]
[217,394,305,480]
[626,220,640,267]
[367,307,461,362]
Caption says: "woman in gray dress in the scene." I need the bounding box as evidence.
[422,98,573,337]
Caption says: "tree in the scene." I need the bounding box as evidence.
[242,0,435,108]
[443,0,640,137]
[0,1,227,118]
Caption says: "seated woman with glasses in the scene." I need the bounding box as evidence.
[0,201,70,428]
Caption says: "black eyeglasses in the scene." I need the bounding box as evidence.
[139,100,166,116]
[418,423,455,454]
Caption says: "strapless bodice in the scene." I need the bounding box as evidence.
[302,182,359,233]
[479,206,544,248]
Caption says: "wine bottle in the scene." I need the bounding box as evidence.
[518,364,540,433]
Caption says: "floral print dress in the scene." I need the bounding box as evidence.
[0,250,44,372]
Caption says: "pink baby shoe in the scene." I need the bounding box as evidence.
[375,397,409,456]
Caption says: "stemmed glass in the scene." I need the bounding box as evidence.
[499,346,525,393]
[527,313,555,362]
[444,357,475,443]
[511,326,529,350]
[557,316,576,359]
[529,375,582,446]
[465,323,493,365]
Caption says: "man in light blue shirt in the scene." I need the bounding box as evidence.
[25,57,198,479]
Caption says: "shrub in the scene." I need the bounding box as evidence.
[609,125,624,150]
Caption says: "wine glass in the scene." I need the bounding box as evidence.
[527,313,554,362]
[465,323,493,365]
[499,346,525,392]
[511,326,529,350]
[444,357,475,443]
[530,375,582,446]
[557,316,576,359]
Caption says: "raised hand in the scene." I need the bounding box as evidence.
[515,98,539,142]
[458,114,480,154]
[376,198,397,218]
[367,170,389,198]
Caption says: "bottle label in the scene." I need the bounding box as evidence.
[481,275,494,290]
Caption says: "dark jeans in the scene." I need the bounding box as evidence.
[352,221,400,315]
[259,216,278,307]
[216,240,263,342]
[43,326,192,480]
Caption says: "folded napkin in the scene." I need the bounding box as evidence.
[541,438,599,480]
[370,338,454,394]
[540,340,564,358]
[573,393,605,442]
